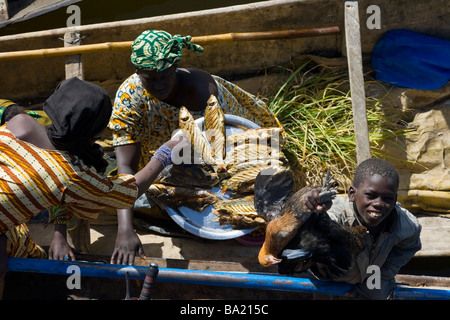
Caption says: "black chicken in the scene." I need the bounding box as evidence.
[255,167,366,279]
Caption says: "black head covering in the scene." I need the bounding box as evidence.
[44,77,112,173]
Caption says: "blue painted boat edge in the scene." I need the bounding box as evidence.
[7,257,450,300]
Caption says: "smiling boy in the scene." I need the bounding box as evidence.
[306,158,422,299]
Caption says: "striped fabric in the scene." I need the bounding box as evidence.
[5,223,46,258]
[0,126,138,233]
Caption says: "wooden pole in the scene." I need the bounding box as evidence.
[0,0,8,23]
[64,31,84,79]
[64,31,89,252]
[0,27,340,61]
[344,1,371,164]
[192,27,340,44]
[67,218,91,254]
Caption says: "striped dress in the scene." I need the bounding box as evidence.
[0,125,138,234]
[5,223,46,258]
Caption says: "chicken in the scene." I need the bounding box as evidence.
[277,209,367,278]
[255,167,367,278]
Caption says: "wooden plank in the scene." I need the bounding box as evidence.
[344,1,371,164]
[0,0,8,22]
[64,30,88,251]
[67,217,91,254]
[0,0,331,42]
[415,215,450,257]
[64,31,84,79]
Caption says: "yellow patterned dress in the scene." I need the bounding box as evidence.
[109,73,283,170]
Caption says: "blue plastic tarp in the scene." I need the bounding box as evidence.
[372,29,450,90]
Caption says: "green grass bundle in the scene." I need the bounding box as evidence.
[266,61,406,191]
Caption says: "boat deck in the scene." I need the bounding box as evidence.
[1,212,447,300]
[27,211,450,269]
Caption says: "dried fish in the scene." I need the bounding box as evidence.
[204,95,226,163]
[227,127,285,146]
[148,183,220,212]
[221,165,273,193]
[148,107,292,233]
[214,196,257,215]
[213,196,266,229]
[227,159,285,175]
[217,213,266,229]
[154,163,227,187]
[179,106,216,166]
[224,143,283,166]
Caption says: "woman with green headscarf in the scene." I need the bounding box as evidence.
[108,30,283,265]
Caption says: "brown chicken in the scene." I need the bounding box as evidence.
[255,167,367,278]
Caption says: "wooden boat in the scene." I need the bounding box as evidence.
[0,0,448,212]
[5,256,450,300]
[0,0,447,103]
[0,0,449,299]
[0,0,82,27]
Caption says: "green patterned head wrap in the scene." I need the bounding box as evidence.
[130,30,204,72]
[0,99,16,123]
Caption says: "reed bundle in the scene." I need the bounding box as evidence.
[267,61,407,191]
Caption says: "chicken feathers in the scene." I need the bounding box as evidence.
[255,167,367,278]
[278,212,367,278]
[253,166,295,223]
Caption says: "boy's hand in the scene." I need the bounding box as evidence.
[304,187,333,212]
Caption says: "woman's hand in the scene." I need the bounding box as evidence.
[49,224,75,261]
[110,227,146,265]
